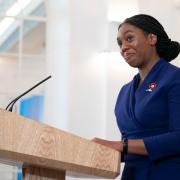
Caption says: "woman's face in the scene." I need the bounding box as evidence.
[117,23,156,68]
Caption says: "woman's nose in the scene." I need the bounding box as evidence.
[121,42,129,54]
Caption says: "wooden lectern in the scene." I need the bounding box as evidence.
[0,109,120,179]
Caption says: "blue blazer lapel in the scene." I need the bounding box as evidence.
[129,75,144,129]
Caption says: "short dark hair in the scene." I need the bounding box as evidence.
[118,14,180,62]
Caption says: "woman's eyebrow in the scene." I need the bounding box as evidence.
[117,30,134,40]
[124,30,133,35]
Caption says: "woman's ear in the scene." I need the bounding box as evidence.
[149,33,157,46]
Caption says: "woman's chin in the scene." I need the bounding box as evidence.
[125,58,138,68]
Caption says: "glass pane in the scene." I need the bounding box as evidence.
[14,56,46,95]
[20,56,46,77]
[0,0,17,16]
[0,55,45,110]
[0,1,47,17]
[0,18,20,54]
[0,55,19,108]
[0,162,22,180]
[22,20,46,55]
[22,1,46,17]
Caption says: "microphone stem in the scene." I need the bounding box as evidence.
[6,75,52,111]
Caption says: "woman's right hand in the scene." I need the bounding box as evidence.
[91,137,122,152]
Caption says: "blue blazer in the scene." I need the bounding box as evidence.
[115,58,180,180]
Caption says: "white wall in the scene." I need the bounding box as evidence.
[44,0,70,130]
[68,0,109,139]
[138,0,180,66]
[44,0,110,139]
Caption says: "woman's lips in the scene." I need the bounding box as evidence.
[123,53,135,60]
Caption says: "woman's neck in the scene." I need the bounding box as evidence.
[138,55,160,84]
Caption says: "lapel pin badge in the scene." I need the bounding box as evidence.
[146,82,157,92]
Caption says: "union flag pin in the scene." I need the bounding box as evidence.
[146,82,157,92]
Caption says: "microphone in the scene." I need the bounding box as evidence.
[6,75,52,112]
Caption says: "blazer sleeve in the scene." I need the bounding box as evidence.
[143,69,180,162]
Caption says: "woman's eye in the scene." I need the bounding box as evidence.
[127,36,133,42]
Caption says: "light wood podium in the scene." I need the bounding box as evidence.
[0,109,120,179]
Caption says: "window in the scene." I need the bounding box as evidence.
[0,0,47,110]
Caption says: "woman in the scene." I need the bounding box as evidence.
[93,14,180,179]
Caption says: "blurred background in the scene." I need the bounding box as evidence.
[0,0,179,179]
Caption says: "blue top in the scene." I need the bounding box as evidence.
[115,58,180,179]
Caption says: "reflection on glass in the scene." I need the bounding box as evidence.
[24,1,46,17]
[0,0,46,17]
[0,0,46,55]
[0,0,16,16]
[0,19,20,54]
[23,20,46,55]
